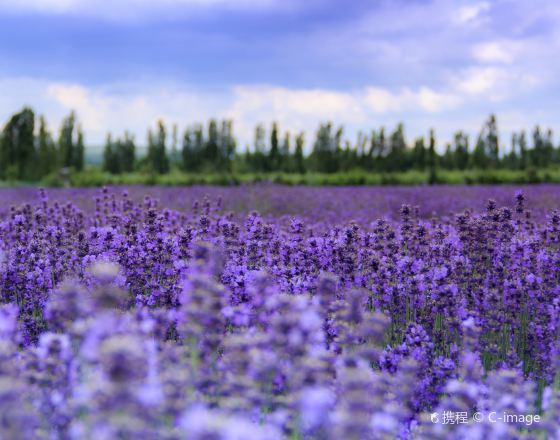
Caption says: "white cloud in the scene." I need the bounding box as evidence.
[417,87,461,112]
[230,86,359,119]
[456,2,490,24]
[227,86,367,143]
[227,85,465,143]
[42,81,231,143]
[454,67,503,95]
[452,67,540,102]
[47,84,108,131]
[0,72,551,152]
[0,78,459,147]
[363,88,402,113]
[473,41,516,64]
[364,87,459,113]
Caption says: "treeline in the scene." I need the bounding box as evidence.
[0,107,84,180]
[2,107,560,181]
[104,114,559,175]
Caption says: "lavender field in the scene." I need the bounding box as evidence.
[1,184,560,439]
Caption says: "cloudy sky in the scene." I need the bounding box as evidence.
[0,0,559,150]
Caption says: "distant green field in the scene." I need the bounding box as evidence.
[1,167,551,187]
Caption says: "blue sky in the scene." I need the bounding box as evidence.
[0,0,559,150]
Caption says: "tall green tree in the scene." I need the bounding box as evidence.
[0,107,36,180]
[217,120,235,171]
[368,128,386,171]
[428,129,437,184]
[472,137,488,169]
[104,131,136,174]
[453,131,470,170]
[294,132,305,173]
[182,128,195,172]
[544,128,554,166]
[355,131,367,170]
[311,122,342,173]
[157,120,170,174]
[412,137,426,170]
[75,125,85,171]
[170,123,179,166]
[505,133,519,169]
[252,124,267,172]
[518,130,528,169]
[475,114,499,168]
[268,122,279,171]
[147,120,169,174]
[487,115,499,165]
[103,134,118,174]
[37,116,57,177]
[182,125,204,172]
[441,143,454,169]
[147,129,155,172]
[386,123,407,171]
[280,131,291,171]
[531,126,544,168]
[205,119,219,164]
[58,112,76,169]
[120,131,136,172]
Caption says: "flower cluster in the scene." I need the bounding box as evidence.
[0,186,558,439]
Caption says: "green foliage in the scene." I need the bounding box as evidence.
[181,119,235,172]
[58,111,84,170]
[412,137,426,170]
[75,125,85,171]
[170,123,180,166]
[309,122,343,173]
[269,122,279,171]
[385,122,407,171]
[293,132,305,174]
[3,107,560,185]
[428,129,437,177]
[37,167,560,188]
[0,108,84,183]
[103,132,136,174]
[0,107,36,180]
[182,124,204,171]
[279,130,291,172]
[147,120,170,174]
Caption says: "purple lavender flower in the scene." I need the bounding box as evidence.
[0,186,556,437]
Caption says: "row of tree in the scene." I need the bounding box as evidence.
[1,107,559,179]
[104,114,560,174]
[0,107,84,180]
